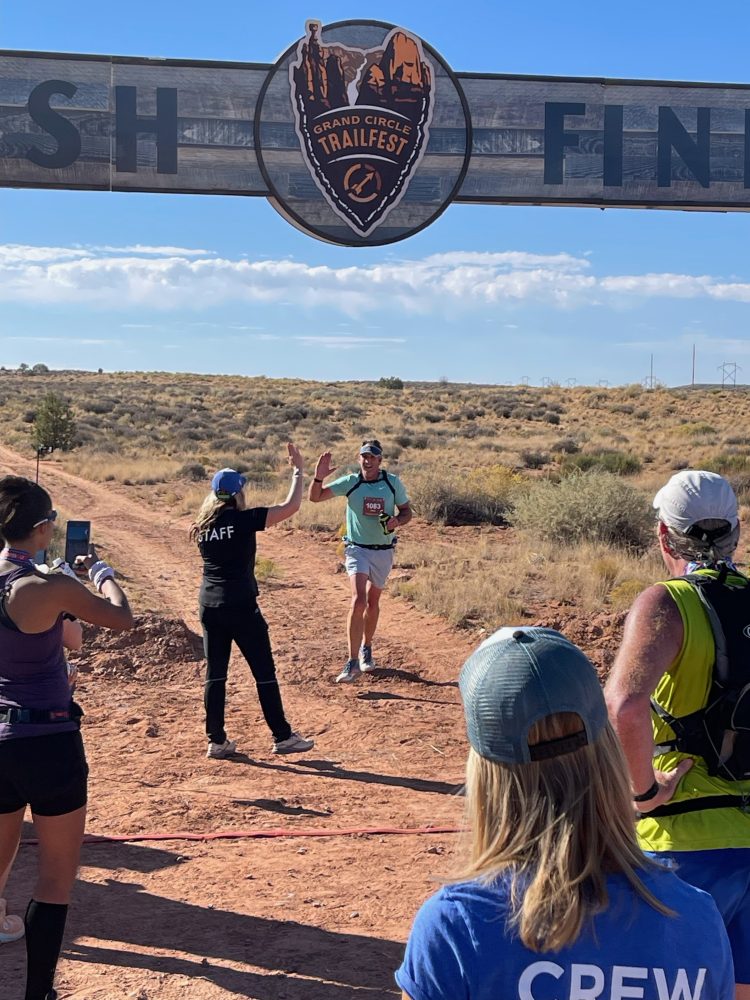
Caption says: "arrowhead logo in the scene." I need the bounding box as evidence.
[290,20,435,236]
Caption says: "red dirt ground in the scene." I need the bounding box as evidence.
[0,446,625,999]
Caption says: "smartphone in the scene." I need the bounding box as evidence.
[65,520,91,570]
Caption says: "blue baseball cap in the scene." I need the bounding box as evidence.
[459,627,607,764]
[360,442,382,457]
[211,468,246,499]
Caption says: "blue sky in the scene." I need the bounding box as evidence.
[2,1,750,385]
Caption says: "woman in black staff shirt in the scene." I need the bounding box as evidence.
[190,443,314,759]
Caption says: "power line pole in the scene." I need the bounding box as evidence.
[718,362,740,387]
[691,343,696,386]
[643,353,657,390]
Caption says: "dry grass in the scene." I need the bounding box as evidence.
[4,369,749,629]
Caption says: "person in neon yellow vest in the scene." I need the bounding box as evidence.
[606,470,750,999]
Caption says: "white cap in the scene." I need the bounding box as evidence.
[653,470,739,534]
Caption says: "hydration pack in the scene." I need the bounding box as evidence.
[652,565,750,781]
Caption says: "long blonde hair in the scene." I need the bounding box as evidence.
[457,712,670,953]
[189,493,235,542]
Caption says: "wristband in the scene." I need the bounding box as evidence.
[88,560,115,592]
[292,469,302,476]
[313,477,323,483]
[95,569,116,592]
[633,780,659,803]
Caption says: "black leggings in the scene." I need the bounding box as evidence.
[199,603,292,745]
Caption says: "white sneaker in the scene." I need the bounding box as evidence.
[336,659,362,683]
[0,899,24,943]
[207,738,237,759]
[359,645,377,672]
[273,731,315,754]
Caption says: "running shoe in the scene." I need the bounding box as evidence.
[206,738,237,759]
[273,732,315,754]
[335,659,362,683]
[359,644,377,672]
[0,899,24,944]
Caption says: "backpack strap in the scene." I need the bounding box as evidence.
[345,471,397,500]
[644,793,750,818]
[345,473,365,498]
[381,470,396,500]
[650,697,706,755]
[683,572,731,686]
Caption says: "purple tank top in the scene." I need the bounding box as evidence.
[0,567,75,742]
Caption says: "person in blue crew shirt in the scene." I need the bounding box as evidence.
[396,627,734,1000]
[309,439,411,683]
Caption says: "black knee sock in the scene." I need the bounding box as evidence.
[24,899,68,1000]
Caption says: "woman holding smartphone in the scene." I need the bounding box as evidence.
[0,475,134,1000]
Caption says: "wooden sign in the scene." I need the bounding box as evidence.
[2,19,750,246]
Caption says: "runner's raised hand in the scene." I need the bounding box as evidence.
[314,451,337,480]
[286,442,303,471]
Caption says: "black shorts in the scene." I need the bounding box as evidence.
[0,730,88,816]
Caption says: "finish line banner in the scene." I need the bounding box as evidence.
[2,18,750,246]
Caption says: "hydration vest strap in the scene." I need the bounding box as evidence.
[644,793,750,818]
[345,470,396,500]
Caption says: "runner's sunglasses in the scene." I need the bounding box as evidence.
[32,509,58,528]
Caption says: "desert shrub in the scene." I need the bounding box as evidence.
[562,450,641,476]
[520,450,548,469]
[177,462,207,482]
[411,435,430,450]
[704,453,750,475]
[677,422,716,437]
[307,422,344,447]
[379,376,404,390]
[394,434,412,448]
[623,383,643,398]
[337,403,364,419]
[510,470,653,551]
[84,399,115,415]
[551,437,580,455]
[423,412,443,423]
[542,411,560,424]
[409,465,520,526]
[255,557,281,582]
[728,472,750,505]
[463,465,524,523]
[609,579,645,610]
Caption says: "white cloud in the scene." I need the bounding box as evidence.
[3,336,121,345]
[1,243,750,318]
[295,335,406,351]
[90,245,213,257]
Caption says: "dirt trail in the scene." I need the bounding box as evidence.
[0,446,477,1000]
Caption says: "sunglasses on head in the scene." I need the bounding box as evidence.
[32,509,57,529]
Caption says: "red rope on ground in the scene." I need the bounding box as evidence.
[20,823,463,846]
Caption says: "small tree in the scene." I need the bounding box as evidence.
[31,363,50,374]
[32,392,77,452]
